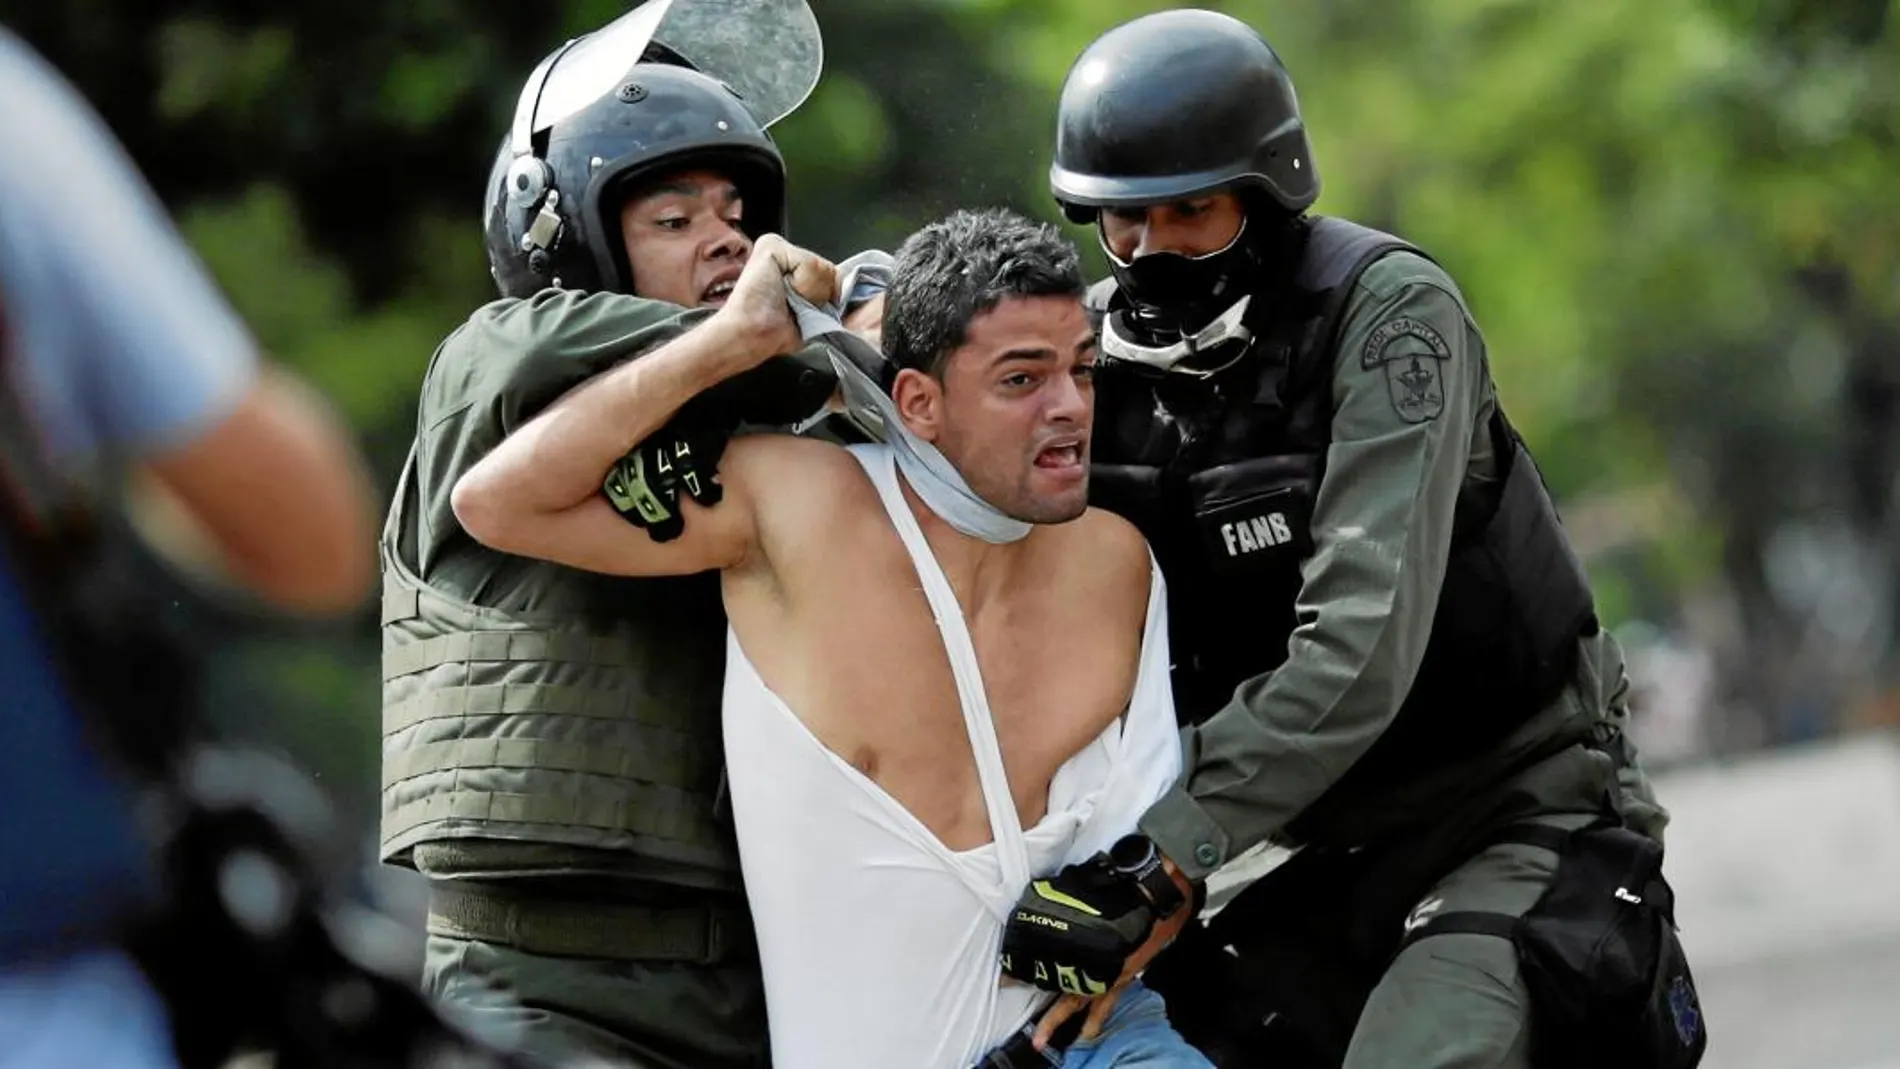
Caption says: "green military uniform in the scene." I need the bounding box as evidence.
[381,288,767,1069]
[1134,251,1669,1067]
[1042,10,1689,1065]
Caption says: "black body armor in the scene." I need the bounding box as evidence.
[1087,217,1600,841]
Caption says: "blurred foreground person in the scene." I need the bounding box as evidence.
[377,3,863,1065]
[996,9,1710,1069]
[0,24,521,1069]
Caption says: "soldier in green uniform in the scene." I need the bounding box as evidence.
[378,13,852,1066]
[996,10,1707,1069]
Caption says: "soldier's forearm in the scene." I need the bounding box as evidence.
[1143,466,1451,875]
[1145,273,1483,871]
[453,313,760,526]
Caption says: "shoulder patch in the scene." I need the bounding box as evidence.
[1354,250,1454,302]
[1361,316,1452,424]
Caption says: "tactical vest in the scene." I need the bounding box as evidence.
[378,446,739,883]
[1088,217,1599,841]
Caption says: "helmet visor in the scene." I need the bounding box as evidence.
[531,0,823,137]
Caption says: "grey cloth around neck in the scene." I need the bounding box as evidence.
[785,251,1032,545]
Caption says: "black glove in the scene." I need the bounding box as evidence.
[598,353,835,544]
[999,853,1158,996]
[601,410,732,543]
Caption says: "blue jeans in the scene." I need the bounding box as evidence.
[991,981,1212,1068]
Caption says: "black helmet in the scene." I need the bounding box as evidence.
[484,46,786,298]
[1050,9,1318,222]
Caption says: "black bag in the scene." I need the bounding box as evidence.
[1410,821,1708,1069]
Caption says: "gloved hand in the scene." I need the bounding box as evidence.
[599,343,841,544]
[1000,854,1159,997]
[601,409,733,543]
[598,249,892,544]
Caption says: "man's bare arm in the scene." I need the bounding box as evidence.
[452,234,835,576]
[454,311,759,520]
[462,435,846,578]
[139,366,377,616]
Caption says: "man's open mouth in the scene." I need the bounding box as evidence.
[1034,441,1085,470]
[702,278,738,304]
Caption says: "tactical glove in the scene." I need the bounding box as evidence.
[601,410,731,543]
[999,854,1157,997]
[598,351,836,543]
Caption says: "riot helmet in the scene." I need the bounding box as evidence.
[484,0,822,298]
[1051,9,1317,219]
[1051,10,1319,369]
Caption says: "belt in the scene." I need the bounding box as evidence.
[425,881,749,964]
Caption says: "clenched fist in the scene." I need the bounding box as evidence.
[712,233,838,366]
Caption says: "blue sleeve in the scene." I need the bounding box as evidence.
[0,28,256,467]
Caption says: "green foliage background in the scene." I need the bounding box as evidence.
[10,0,1900,821]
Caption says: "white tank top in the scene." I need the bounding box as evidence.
[720,443,1182,1069]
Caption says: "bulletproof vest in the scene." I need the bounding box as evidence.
[378,445,740,882]
[1088,217,1598,838]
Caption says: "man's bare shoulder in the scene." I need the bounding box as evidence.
[1049,506,1155,606]
[721,434,872,520]
[722,432,857,479]
[1075,505,1151,561]
[720,436,882,584]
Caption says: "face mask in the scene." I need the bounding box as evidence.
[1102,216,1256,332]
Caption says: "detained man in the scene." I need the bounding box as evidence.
[449,208,1214,1068]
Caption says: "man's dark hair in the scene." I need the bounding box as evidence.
[883,208,1086,379]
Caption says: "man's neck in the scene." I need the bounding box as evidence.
[895,470,1030,605]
